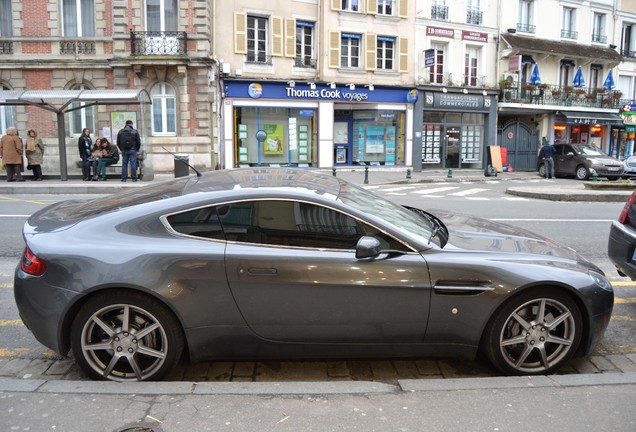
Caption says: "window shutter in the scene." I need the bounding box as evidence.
[331,0,341,11]
[234,12,247,54]
[329,31,341,69]
[365,33,377,71]
[398,37,409,73]
[285,18,296,57]
[398,0,408,18]
[272,16,283,57]
[367,0,378,14]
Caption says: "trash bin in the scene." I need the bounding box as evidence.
[174,154,189,178]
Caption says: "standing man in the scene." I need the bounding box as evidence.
[1,127,25,182]
[116,119,141,182]
[539,140,556,179]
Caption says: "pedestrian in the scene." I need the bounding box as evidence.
[25,129,45,181]
[88,138,104,179]
[0,126,25,182]
[78,127,93,181]
[116,119,140,182]
[94,137,120,181]
[539,140,556,179]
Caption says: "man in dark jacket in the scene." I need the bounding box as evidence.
[539,141,556,179]
[116,120,141,182]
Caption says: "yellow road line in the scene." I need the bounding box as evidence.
[0,348,58,358]
[612,281,636,286]
[611,315,636,321]
[0,320,23,327]
[615,298,636,304]
[0,196,55,205]
[0,283,12,289]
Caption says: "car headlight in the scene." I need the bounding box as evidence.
[591,159,602,166]
[589,271,613,292]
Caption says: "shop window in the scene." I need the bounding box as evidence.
[69,83,94,136]
[341,33,361,68]
[62,0,95,37]
[234,107,316,167]
[151,83,177,135]
[352,110,404,166]
[0,84,13,135]
[377,36,395,70]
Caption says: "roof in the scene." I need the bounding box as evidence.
[501,33,623,64]
[0,89,151,111]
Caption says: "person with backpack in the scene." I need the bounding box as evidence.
[116,120,141,182]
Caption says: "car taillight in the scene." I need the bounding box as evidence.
[20,247,47,276]
[618,192,636,224]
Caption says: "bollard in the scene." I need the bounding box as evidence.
[592,172,598,182]
[332,168,336,177]
[447,169,453,178]
[406,168,412,179]
[364,166,369,185]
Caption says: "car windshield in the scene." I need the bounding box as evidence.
[572,144,607,156]
[337,182,433,245]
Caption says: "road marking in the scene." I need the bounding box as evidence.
[615,298,636,304]
[0,320,23,327]
[465,197,490,200]
[1,283,12,288]
[502,197,528,201]
[611,281,636,287]
[450,188,489,196]
[0,215,30,218]
[0,196,54,205]
[612,315,636,322]
[414,186,461,195]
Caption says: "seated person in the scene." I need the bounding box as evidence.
[93,138,120,181]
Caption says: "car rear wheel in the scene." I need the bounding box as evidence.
[71,290,184,382]
[482,288,583,376]
[575,165,589,180]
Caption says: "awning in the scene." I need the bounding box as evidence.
[557,111,623,125]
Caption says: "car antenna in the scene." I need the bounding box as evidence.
[161,146,202,177]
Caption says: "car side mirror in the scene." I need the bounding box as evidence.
[355,236,382,259]
[567,152,574,157]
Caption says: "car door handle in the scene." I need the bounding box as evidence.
[244,267,278,275]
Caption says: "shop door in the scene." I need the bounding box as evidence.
[445,126,461,168]
[334,120,352,165]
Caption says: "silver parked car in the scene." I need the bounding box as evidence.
[15,168,614,381]
[538,143,624,180]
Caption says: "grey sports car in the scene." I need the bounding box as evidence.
[14,168,614,382]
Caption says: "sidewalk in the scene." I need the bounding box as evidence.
[1,167,634,201]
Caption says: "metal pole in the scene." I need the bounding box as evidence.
[57,111,68,181]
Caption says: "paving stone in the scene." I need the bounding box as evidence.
[302,361,329,381]
[18,359,55,379]
[44,359,75,375]
[589,355,621,372]
[232,362,256,378]
[0,358,32,376]
[370,361,398,382]
[393,360,421,378]
[415,359,441,376]
[327,361,350,378]
[347,360,373,381]
[626,353,636,364]
[255,361,304,381]
[183,362,210,379]
[568,357,600,374]
[605,354,636,372]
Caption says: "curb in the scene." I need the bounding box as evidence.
[506,187,633,202]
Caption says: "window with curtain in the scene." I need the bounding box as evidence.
[341,0,360,12]
[341,33,360,68]
[69,84,94,136]
[151,83,176,135]
[62,0,95,37]
[464,47,479,86]
[0,0,12,37]
[428,44,445,84]
[0,84,14,135]
[295,21,314,67]
[146,0,178,32]
[377,0,393,15]
[376,36,394,70]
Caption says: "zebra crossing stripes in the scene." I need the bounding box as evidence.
[363,184,528,201]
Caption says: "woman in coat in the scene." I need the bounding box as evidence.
[78,127,93,181]
[25,129,45,181]
[0,127,25,182]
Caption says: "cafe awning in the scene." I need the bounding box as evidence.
[0,89,151,180]
[557,111,623,125]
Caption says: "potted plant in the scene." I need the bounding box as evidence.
[574,88,586,95]
[499,79,512,89]
[563,85,574,94]
[585,92,597,100]
[602,97,612,106]
[523,84,536,91]
[613,91,623,99]
[596,88,606,94]
[551,89,562,97]
[538,83,549,90]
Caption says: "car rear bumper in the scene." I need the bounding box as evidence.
[608,220,636,280]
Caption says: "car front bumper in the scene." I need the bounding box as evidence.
[608,220,636,280]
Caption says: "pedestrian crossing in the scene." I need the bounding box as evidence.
[363,179,545,200]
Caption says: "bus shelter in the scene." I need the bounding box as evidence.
[0,89,151,181]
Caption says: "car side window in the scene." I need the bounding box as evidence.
[166,207,225,240]
[218,200,408,251]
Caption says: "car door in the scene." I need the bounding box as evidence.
[556,144,576,176]
[221,200,432,344]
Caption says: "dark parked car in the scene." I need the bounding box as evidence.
[608,190,636,280]
[538,143,624,180]
[15,168,614,381]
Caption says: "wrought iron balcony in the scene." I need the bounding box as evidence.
[517,23,536,34]
[621,48,636,59]
[431,5,449,20]
[466,9,483,25]
[592,34,607,44]
[294,57,316,68]
[0,41,13,54]
[463,75,486,87]
[561,29,578,39]
[60,40,96,55]
[499,82,626,109]
[246,54,273,65]
[130,31,187,56]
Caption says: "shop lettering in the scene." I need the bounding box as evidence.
[285,87,368,101]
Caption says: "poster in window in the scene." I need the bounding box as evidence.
[385,126,396,164]
[263,124,284,154]
[365,125,385,154]
[238,124,248,140]
[336,147,347,163]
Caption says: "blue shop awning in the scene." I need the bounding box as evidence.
[558,111,623,125]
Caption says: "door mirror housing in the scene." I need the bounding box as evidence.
[355,236,382,259]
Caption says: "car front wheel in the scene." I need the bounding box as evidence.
[71,290,184,382]
[575,165,589,180]
[538,163,546,177]
[482,288,583,376]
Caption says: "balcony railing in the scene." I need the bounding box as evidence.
[130,31,187,56]
[561,29,578,39]
[499,83,626,108]
[466,9,483,25]
[592,34,607,44]
[431,5,449,20]
[60,40,96,55]
[0,41,13,54]
[463,75,486,87]
[517,23,536,33]
[246,54,273,65]
[621,48,636,59]
[294,57,316,68]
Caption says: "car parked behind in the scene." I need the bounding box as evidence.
[538,143,624,180]
[622,155,636,179]
[608,190,636,280]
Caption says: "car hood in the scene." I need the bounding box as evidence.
[427,209,581,261]
[586,156,622,166]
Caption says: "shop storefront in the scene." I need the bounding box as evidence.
[616,104,636,159]
[416,90,497,170]
[553,111,623,153]
[221,81,416,169]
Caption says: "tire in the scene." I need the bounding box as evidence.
[575,165,589,180]
[482,288,583,376]
[71,290,184,382]
[538,163,546,178]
